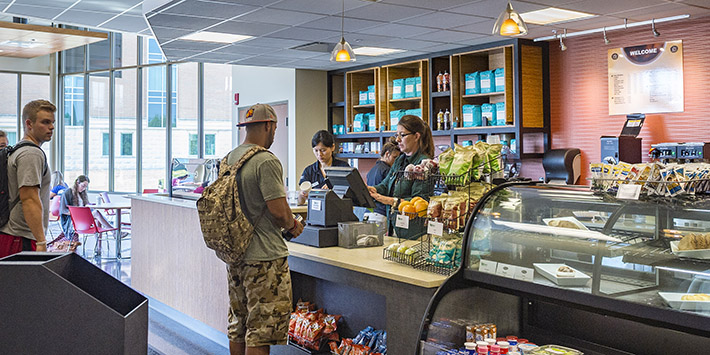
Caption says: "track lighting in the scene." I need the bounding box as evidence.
[603,27,610,45]
[554,29,567,51]
[534,14,688,42]
[652,18,660,37]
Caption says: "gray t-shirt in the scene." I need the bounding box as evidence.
[227,143,288,261]
[0,141,50,240]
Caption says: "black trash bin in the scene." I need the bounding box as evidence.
[0,252,148,354]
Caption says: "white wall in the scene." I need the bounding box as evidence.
[295,69,328,187]
[0,55,50,74]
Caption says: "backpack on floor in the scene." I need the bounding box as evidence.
[0,141,44,228]
[197,145,269,264]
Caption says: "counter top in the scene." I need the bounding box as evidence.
[287,237,447,288]
[128,193,308,213]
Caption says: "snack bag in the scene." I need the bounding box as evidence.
[601,164,613,190]
[427,195,446,220]
[474,141,490,176]
[449,145,475,176]
[487,143,503,175]
[438,147,456,175]
[590,163,603,190]
[661,167,684,196]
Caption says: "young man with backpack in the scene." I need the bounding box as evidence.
[216,103,303,355]
[0,100,55,258]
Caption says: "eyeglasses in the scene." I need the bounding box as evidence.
[394,132,414,140]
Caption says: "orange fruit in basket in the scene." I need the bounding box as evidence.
[411,196,424,204]
[402,204,417,217]
[398,201,412,213]
[414,200,429,217]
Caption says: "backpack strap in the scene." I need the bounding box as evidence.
[230,146,271,229]
[6,140,48,214]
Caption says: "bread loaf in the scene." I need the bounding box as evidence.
[681,293,710,301]
[677,233,710,251]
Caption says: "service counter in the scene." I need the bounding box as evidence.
[129,194,445,354]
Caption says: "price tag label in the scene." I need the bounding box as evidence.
[514,266,535,282]
[310,199,321,211]
[496,262,516,278]
[427,221,444,236]
[479,259,498,274]
[395,214,410,229]
[616,184,641,200]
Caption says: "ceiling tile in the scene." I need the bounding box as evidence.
[209,0,281,7]
[268,0,370,16]
[398,12,490,30]
[299,16,384,32]
[380,0,474,11]
[150,25,196,42]
[358,23,433,38]
[208,20,288,37]
[213,43,281,55]
[163,0,259,20]
[376,38,443,50]
[5,4,65,19]
[329,32,396,47]
[450,20,496,35]
[267,26,336,41]
[611,3,705,21]
[147,13,222,31]
[240,36,309,49]
[444,0,546,18]
[344,3,434,22]
[187,51,250,62]
[419,43,469,53]
[415,30,483,43]
[162,47,205,58]
[100,15,149,33]
[55,10,116,27]
[12,0,75,6]
[230,55,294,66]
[568,0,669,16]
[72,0,142,13]
[271,49,326,59]
[242,8,325,26]
[162,39,227,51]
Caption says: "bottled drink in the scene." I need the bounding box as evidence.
[443,70,450,91]
[437,110,444,131]
[436,72,443,92]
[282,214,304,241]
[444,109,451,130]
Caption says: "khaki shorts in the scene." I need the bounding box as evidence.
[227,257,292,347]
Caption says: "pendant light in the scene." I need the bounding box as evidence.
[331,0,355,62]
[492,0,528,36]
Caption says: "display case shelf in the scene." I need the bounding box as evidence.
[389,97,422,103]
[462,92,505,99]
[353,104,375,109]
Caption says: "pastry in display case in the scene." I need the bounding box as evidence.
[417,182,710,355]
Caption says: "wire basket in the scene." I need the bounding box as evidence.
[382,240,425,266]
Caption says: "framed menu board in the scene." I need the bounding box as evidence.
[608,40,683,115]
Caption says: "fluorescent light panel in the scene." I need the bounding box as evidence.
[353,46,404,56]
[180,31,253,44]
[521,7,595,25]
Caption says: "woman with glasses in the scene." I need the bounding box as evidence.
[367,115,435,238]
[297,130,350,205]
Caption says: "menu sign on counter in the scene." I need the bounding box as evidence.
[608,40,683,115]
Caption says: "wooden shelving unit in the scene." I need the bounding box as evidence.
[346,67,380,133]
[383,59,429,131]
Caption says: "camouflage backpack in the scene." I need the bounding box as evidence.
[197,145,268,264]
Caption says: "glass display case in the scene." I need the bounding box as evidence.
[169,158,218,200]
[417,182,710,355]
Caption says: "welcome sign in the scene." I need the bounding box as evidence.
[608,40,683,115]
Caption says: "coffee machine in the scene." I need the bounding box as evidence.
[600,114,644,164]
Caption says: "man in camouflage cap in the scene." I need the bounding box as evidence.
[226,103,303,355]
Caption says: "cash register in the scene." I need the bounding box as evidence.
[292,167,376,247]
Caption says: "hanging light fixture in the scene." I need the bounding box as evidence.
[492,0,528,36]
[331,0,355,62]
[651,18,660,37]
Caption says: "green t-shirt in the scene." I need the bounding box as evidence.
[227,144,288,261]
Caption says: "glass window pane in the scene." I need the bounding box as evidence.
[114,33,138,68]
[189,134,198,155]
[203,63,234,158]
[88,73,110,191]
[21,74,51,158]
[114,69,138,192]
[63,46,85,73]
[142,66,166,192]
[173,63,197,158]
[143,37,165,64]
[0,73,17,146]
[88,32,111,71]
[102,133,109,155]
[205,134,215,156]
[63,75,85,182]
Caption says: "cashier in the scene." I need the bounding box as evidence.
[367,114,434,215]
[298,130,350,204]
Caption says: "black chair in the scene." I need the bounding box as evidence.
[543,148,582,185]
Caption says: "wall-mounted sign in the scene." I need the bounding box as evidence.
[608,40,683,115]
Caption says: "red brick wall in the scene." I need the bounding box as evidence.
[521,14,710,184]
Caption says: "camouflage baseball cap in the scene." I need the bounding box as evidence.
[237,103,278,127]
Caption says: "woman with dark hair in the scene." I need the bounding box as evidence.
[367,115,435,238]
[297,130,350,205]
[366,141,401,217]
[60,175,113,238]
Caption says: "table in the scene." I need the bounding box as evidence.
[90,202,131,259]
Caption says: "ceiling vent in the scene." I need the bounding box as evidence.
[290,41,334,53]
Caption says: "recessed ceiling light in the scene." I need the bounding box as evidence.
[353,46,404,56]
[179,31,253,44]
[521,7,595,25]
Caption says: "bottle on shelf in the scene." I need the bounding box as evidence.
[436,109,444,131]
[436,72,443,92]
[443,70,450,92]
[443,108,451,130]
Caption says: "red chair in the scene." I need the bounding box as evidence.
[142,189,159,194]
[45,195,62,242]
[68,206,118,259]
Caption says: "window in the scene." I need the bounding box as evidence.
[87,30,112,71]
[102,133,109,156]
[142,66,167,191]
[0,73,17,148]
[205,134,215,156]
[189,134,198,156]
[121,133,133,156]
[62,75,85,181]
[173,63,197,158]
[21,75,51,159]
[88,73,110,190]
[63,76,84,126]
[114,68,138,192]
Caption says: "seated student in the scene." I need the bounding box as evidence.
[298,130,350,205]
[366,141,401,217]
[0,129,8,148]
[60,175,113,238]
[50,171,68,198]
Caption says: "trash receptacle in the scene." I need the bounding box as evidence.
[0,252,148,354]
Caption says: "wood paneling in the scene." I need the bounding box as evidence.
[521,45,544,128]
[524,15,710,183]
[0,22,107,58]
[132,199,229,333]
